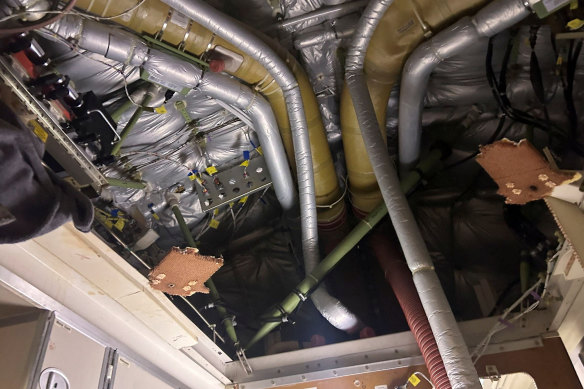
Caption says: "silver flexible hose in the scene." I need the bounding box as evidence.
[345,0,482,387]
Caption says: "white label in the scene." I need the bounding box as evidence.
[374,386,388,389]
[170,11,190,29]
[542,0,570,11]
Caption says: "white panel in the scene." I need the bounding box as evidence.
[33,225,199,349]
[113,355,175,389]
[559,280,584,386]
[42,319,106,388]
[0,227,226,389]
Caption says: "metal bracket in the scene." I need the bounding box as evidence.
[99,348,118,389]
[195,156,272,212]
[485,365,501,381]
[236,346,253,376]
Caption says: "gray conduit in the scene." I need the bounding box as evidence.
[294,17,356,50]
[268,0,368,32]
[197,71,296,210]
[345,1,482,388]
[46,15,296,212]
[161,0,363,333]
[398,0,532,171]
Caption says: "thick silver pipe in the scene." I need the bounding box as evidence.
[398,0,532,172]
[269,0,368,32]
[345,1,482,388]
[46,15,297,212]
[161,0,363,332]
[198,71,296,211]
[46,15,202,89]
[294,17,356,50]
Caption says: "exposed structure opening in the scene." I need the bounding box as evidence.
[0,0,583,388]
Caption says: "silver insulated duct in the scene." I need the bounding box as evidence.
[161,0,363,333]
[398,0,533,171]
[160,0,320,292]
[45,15,297,213]
[345,0,482,388]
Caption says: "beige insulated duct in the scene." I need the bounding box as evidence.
[345,1,488,388]
[340,0,487,214]
[72,0,344,226]
[398,0,532,171]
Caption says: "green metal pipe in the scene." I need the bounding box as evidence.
[106,177,147,190]
[170,204,240,346]
[245,149,443,350]
[110,98,135,122]
[111,93,153,156]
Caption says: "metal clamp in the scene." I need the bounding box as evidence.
[236,345,253,375]
[293,288,307,302]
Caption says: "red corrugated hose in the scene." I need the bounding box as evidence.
[370,231,451,389]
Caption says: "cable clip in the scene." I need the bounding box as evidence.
[293,288,307,302]
[276,305,294,324]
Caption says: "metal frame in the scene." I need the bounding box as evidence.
[0,265,192,389]
[0,56,108,191]
[225,279,573,388]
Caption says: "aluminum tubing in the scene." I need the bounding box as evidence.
[398,0,531,171]
[198,71,297,211]
[270,0,368,32]
[294,23,356,50]
[346,0,481,388]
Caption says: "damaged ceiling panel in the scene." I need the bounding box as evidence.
[1,0,583,387]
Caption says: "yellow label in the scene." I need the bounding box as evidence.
[104,219,114,229]
[239,196,248,204]
[189,174,196,181]
[256,146,263,156]
[213,208,219,216]
[240,160,250,167]
[567,18,584,30]
[408,374,421,387]
[557,56,563,66]
[209,219,220,229]
[206,166,218,175]
[114,218,126,231]
[29,120,48,143]
[229,202,235,208]
[152,213,160,221]
[155,105,167,114]
[571,0,578,9]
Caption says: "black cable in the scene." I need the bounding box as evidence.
[486,36,584,155]
[564,39,582,139]
[529,25,551,124]
[443,116,508,170]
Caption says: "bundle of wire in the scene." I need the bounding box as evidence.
[471,250,560,363]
